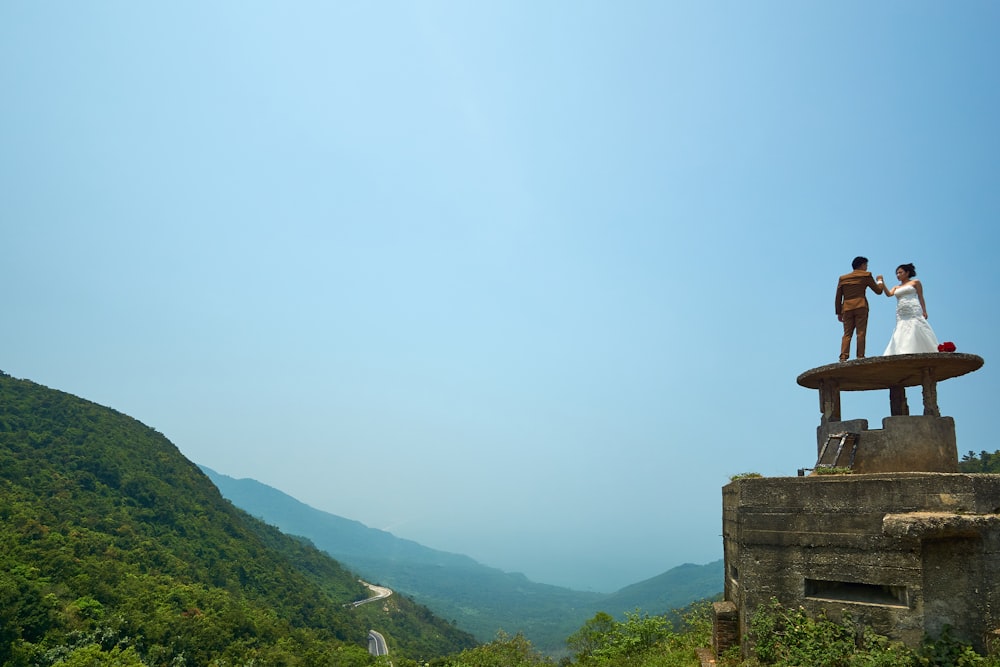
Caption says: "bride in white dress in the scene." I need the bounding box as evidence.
[882,263,939,355]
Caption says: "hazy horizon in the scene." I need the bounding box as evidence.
[4,3,998,595]
[200,463,720,593]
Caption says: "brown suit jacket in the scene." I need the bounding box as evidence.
[835,270,883,315]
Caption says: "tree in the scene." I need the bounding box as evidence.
[566,612,616,662]
[959,450,1000,473]
[441,630,551,667]
[50,645,145,667]
[565,610,673,665]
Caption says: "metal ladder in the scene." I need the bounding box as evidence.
[798,432,858,475]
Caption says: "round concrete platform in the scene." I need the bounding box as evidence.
[797,353,983,392]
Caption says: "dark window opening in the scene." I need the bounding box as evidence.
[804,579,908,607]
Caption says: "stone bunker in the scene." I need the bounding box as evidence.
[714,353,999,658]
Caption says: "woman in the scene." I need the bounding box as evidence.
[882,263,939,355]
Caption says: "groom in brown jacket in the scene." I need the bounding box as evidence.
[836,256,884,362]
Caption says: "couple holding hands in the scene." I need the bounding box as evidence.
[835,256,940,363]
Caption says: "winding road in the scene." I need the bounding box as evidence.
[352,581,393,661]
[368,629,389,657]
[351,580,393,608]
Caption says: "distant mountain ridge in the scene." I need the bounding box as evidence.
[203,466,483,569]
[203,467,723,655]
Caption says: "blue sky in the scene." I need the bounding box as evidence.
[3,2,998,592]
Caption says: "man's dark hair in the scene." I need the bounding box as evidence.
[852,256,868,270]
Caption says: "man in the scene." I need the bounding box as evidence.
[835,256,884,362]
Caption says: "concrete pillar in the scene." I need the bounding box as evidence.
[889,385,908,416]
[712,601,739,658]
[820,379,841,423]
[921,367,939,417]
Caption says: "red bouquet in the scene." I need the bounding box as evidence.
[938,342,956,352]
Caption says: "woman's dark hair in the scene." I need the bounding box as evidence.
[897,263,917,278]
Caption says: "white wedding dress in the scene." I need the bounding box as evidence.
[883,284,939,355]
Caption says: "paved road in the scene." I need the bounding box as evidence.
[351,581,393,608]
[368,630,389,657]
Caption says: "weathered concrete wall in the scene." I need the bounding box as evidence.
[815,416,958,473]
[723,474,1000,655]
[712,601,738,657]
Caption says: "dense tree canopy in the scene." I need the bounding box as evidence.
[959,450,1000,473]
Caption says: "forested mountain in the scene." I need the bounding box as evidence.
[205,468,724,655]
[0,370,476,665]
[598,563,723,615]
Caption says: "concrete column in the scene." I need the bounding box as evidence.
[889,385,908,416]
[921,367,940,417]
[819,379,841,423]
[712,601,739,658]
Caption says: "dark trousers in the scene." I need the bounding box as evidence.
[840,308,869,361]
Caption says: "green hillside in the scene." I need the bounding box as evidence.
[0,370,475,665]
[205,468,724,656]
[599,562,724,615]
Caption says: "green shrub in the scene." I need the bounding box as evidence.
[746,598,1000,667]
[730,472,763,481]
[813,466,853,475]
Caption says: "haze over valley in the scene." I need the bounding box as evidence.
[201,465,723,653]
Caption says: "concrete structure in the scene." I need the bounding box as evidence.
[797,354,982,474]
[715,353,999,658]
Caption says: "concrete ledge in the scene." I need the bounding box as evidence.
[797,353,983,391]
[883,512,1000,539]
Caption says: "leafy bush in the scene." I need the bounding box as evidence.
[436,630,553,667]
[745,597,1000,667]
[562,603,711,666]
[749,598,863,665]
